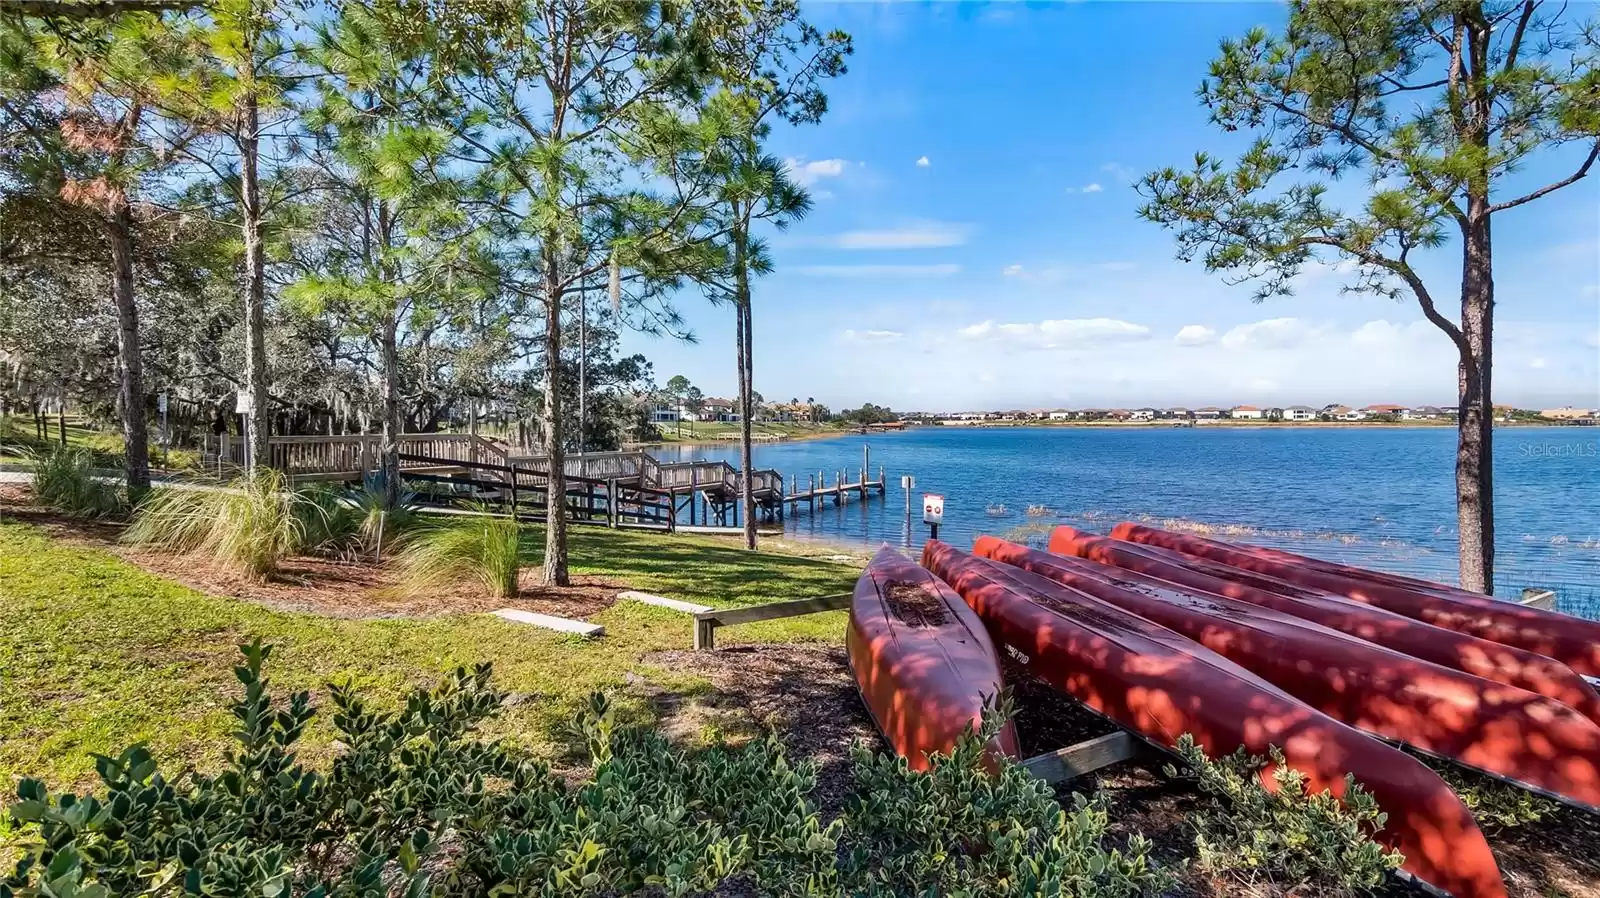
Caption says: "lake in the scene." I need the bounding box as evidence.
[655,426,1600,615]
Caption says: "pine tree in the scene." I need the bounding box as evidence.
[690,0,849,548]
[1139,1,1600,592]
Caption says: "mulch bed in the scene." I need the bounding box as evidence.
[648,643,1600,898]
[0,486,621,621]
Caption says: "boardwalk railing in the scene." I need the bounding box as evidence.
[208,432,510,477]
[396,452,676,530]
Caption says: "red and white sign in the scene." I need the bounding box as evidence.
[922,493,945,525]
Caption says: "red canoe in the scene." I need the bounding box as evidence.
[1047,527,1600,727]
[922,540,1505,898]
[1112,521,1600,679]
[846,546,1019,771]
[983,534,1600,811]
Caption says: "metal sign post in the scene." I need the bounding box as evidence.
[158,392,169,470]
[922,492,944,541]
[901,474,915,517]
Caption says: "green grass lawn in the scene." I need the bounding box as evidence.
[0,520,857,806]
[649,421,846,443]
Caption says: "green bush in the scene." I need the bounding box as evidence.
[3,646,1179,898]
[842,693,1172,897]
[29,447,126,519]
[1167,734,1403,896]
[1431,760,1554,832]
[124,470,302,580]
[393,515,520,598]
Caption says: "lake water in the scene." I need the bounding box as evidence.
[655,426,1600,616]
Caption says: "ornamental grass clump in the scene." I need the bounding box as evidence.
[1168,734,1403,896]
[124,469,301,580]
[30,446,126,519]
[393,514,520,598]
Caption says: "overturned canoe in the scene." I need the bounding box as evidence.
[982,534,1600,811]
[846,545,1018,771]
[922,540,1505,898]
[1111,522,1600,679]
[1047,526,1600,726]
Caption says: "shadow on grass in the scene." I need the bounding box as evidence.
[516,525,858,608]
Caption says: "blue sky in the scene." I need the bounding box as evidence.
[620,1,1600,412]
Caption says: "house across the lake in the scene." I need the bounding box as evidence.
[1282,405,1317,421]
[1230,405,1264,420]
[1194,406,1222,420]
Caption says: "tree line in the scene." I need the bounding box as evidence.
[0,0,850,582]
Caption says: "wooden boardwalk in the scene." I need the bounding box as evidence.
[206,433,837,530]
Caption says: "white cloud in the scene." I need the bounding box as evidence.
[840,329,904,344]
[915,155,930,167]
[1530,356,1549,370]
[999,260,1136,284]
[782,157,853,187]
[1174,324,1217,347]
[794,263,960,278]
[1101,162,1135,182]
[956,317,1152,350]
[1220,317,1315,350]
[791,220,970,250]
[1580,284,1600,298]
[1064,182,1104,194]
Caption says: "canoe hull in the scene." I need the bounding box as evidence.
[1047,527,1600,726]
[988,533,1600,811]
[1112,522,1600,679]
[922,540,1506,898]
[847,545,1018,770]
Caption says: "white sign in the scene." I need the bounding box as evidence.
[157,393,168,413]
[901,474,915,490]
[234,390,253,414]
[922,493,944,525]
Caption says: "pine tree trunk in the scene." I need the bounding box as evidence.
[379,314,401,506]
[733,219,756,549]
[239,93,270,474]
[107,203,151,496]
[1455,208,1495,593]
[541,252,570,586]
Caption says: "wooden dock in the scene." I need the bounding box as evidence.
[779,445,888,515]
[781,466,887,511]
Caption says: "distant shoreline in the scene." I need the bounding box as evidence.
[626,426,852,449]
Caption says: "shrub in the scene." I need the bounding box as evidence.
[842,693,1172,897]
[1167,734,1403,896]
[124,470,302,580]
[1431,760,1554,832]
[29,447,126,519]
[393,515,520,598]
[0,641,838,898]
[293,484,364,556]
[3,646,1182,898]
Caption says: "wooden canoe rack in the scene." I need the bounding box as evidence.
[690,592,1146,785]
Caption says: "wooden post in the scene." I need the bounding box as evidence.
[835,470,843,504]
[808,474,815,511]
[879,466,885,493]
[690,469,698,526]
[508,464,520,522]
[218,432,230,476]
[694,616,717,651]
[607,478,618,528]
